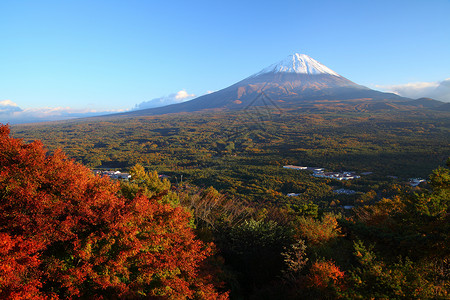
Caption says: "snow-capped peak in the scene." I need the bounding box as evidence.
[254,53,340,77]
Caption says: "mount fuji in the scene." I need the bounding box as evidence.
[118,53,445,116]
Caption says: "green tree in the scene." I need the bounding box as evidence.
[120,164,179,206]
[344,241,436,299]
[345,159,450,298]
[216,219,293,298]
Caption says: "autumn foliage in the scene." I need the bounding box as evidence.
[294,213,342,246]
[0,125,226,299]
[306,260,345,290]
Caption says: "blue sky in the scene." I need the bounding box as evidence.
[1,0,450,122]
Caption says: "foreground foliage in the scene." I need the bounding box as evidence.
[0,124,227,299]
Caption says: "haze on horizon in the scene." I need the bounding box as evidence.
[1,0,450,124]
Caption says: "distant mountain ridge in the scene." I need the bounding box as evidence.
[112,53,446,117]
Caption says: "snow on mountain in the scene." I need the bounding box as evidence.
[253,53,340,77]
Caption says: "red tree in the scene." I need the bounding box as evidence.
[0,124,227,299]
[306,260,345,290]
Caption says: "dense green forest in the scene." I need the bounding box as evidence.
[5,109,450,299]
[12,110,450,207]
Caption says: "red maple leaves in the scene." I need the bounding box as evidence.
[0,124,226,299]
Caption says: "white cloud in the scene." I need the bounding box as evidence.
[432,78,450,102]
[174,90,195,100]
[375,78,450,102]
[0,99,23,114]
[0,99,20,107]
[375,81,440,99]
[134,90,197,110]
[0,100,124,124]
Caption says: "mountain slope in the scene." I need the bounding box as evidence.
[114,53,435,117]
[403,97,445,108]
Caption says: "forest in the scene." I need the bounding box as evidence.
[2,109,450,299]
[12,110,450,208]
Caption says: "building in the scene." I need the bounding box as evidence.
[283,165,307,170]
[93,170,131,180]
[313,172,360,180]
[334,188,357,195]
[409,178,426,187]
[283,165,360,181]
[307,167,325,172]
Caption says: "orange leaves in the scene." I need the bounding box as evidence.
[294,214,342,246]
[306,260,346,292]
[353,196,405,229]
[0,124,227,299]
[0,233,43,300]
